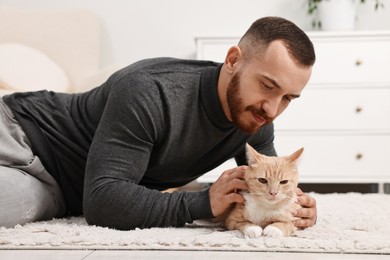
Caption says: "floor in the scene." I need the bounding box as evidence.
[0,250,388,260]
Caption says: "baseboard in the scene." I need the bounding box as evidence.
[192,181,390,194]
[385,183,390,194]
[298,183,379,194]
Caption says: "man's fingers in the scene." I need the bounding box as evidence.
[295,187,304,196]
[294,207,316,228]
[217,166,248,192]
[209,166,248,217]
[295,207,316,219]
[297,193,316,208]
[219,166,246,181]
[294,218,314,229]
[294,190,317,229]
[225,192,245,205]
[227,178,248,193]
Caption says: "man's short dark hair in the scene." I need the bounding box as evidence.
[239,16,315,67]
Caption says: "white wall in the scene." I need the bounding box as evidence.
[1,0,389,68]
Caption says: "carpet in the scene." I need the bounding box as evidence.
[1,193,390,254]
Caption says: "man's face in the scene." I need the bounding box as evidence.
[226,40,312,134]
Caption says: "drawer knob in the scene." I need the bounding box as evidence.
[355,59,363,66]
[356,153,363,160]
[355,106,363,113]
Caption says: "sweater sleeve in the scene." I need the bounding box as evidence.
[83,73,213,230]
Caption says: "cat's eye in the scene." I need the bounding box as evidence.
[280,180,288,185]
[258,178,268,184]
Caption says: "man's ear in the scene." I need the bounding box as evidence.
[224,46,242,73]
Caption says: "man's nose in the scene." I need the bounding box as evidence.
[263,97,281,118]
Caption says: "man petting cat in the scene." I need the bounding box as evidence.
[0,16,317,230]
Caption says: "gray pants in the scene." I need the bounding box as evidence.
[0,99,66,228]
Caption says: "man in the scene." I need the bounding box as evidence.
[0,16,317,230]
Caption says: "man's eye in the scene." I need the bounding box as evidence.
[284,96,292,102]
[260,82,273,90]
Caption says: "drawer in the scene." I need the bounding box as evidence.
[274,88,390,131]
[309,36,390,85]
[197,133,390,184]
[274,133,390,183]
[196,33,390,85]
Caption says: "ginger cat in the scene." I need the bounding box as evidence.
[225,144,304,238]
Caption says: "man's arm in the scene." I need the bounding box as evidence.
[83,75,214,230]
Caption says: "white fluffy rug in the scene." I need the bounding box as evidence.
[1,193,390,254]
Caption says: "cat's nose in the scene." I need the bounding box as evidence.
[269,191,278,196]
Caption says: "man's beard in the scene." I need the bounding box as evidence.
[226,71,273,134]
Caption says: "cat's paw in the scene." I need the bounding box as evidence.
[243,225,263,238]
[263,225,284,237]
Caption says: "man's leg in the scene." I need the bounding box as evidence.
[0,165,64,228]
[0,99,66,228]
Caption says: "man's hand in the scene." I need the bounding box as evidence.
[209,166,249,217]
[294,188,317,229]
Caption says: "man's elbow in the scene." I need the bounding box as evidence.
[83,197,141,230]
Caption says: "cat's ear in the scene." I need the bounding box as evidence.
[288,147,304,162]
[245,143,262,165]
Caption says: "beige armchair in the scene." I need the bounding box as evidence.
[0,5,118,95]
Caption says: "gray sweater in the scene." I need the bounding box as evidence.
[3,58,276,230]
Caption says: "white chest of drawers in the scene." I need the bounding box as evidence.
[195,31,390,185]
